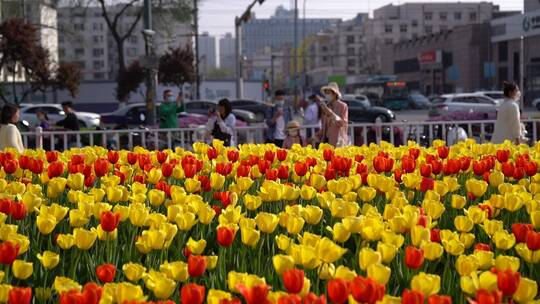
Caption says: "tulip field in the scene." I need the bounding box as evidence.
[1,139,540,304]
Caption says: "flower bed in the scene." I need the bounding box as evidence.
[0,140,539,304]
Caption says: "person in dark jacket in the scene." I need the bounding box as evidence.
[57,101,80,131]
[265,89,292,147]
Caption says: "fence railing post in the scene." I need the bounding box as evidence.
[35,127,43,150]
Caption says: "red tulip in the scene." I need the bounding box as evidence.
[511,223,534,243]
[217,226,236,247]
[306,157,318,168]
[100,211,121,232]
[474,243,491,252]
[216,162,233,176]
[373,156,388,173]
[278,294,302,304]
[4,159,18,174]
[188,255,207,277]
[10,202,26,220]
[394,169,403,183]
[302,293,326,304]
[94,158,110,177]
[277,165,290,180]
[237,164,251,177]
[323,149,334,162]
[430,159,442,175]
[237,284,271,304]
[420,177,434,192]
[184,164,198,178]
[356,163,368,174]
[474,289,502,304]
[224,149,238,162]
[427,295,451,304]
[526,230,540,250]
[264,150,275,163]
[327,278,349,304]
[276,149,288,161]
[161,162,174,178]
[82,282,103,304]
[294,162,308,177]
[59,290,84,304]
[460,157,471,171]
[473,161,485,176]
[350,276,385,304]
[126,152,138,165]
[405,246,424,269]
[524,161,538,176]
[257,160,270,175]
[282,268,304,294]
[96,264,116,283]
[513,166,525,180]
[181,283,206,304]
[496,149,509,163]
[401,155,416,173]
[402,289,424,304]
[107,151,119,164]
[324,167,336,181]
[198,175,211,192]
[29,158,44,174]
[265,168,279,181]
[19,155,30,170]
[409,147,420,159]
[0,241,19,265]
[430,229,441,243]
[46,150,58,163]
[207,147,218,160]
[47,161,65,179]
[497,269,520,296]
[437,146,449,159]
[156,151,168,164]
[84,175,96,188]
[501,162,514,177]
[8,287,32,304]
[420,163,432,177]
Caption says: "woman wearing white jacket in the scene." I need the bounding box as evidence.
[492,82,523,144]
[0,104,24,153]
[206,98,237,147]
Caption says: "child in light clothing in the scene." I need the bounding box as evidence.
[283,120,306,149]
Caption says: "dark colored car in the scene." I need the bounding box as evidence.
[185,100,258,124]
[228,99,273,122]
[341,98,395,123]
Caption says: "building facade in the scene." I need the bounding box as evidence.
[57,5,192,81]
[381,23,492,96]
[198,32,217,76]
[241,5,339,58]
[219,33,235,71]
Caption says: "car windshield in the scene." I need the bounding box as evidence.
[485,93,505,100]
[431,97,446,103]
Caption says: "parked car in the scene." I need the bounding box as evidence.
[532,97,540,111]
[475,91,505,104]
[429,93,499,117]
[19,103,101,128]
[184,100,258,124]
[408,93,431,109]
[341,96,395,123]
[228,99,273,122]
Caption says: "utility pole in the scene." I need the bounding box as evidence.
[293,0,298,104]
[302,0,307,93]
[194,0,201,99]
[143,0,158,126]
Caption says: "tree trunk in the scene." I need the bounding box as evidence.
[116,39,126,76]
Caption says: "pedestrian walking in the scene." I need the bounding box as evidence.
[317,82,349,147]
[265,89,293,147]
[492,81,523,144]
[0,104,24,153]
[159,89,184,129]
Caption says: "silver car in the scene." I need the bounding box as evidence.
[429,93,499,117]
[19,103,101,128]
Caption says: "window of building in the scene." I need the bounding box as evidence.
[93,60,104,69]
[498,41,508,62]
[321,46,328,52]
[126,48,138,56]
[347,47,355,56]
[74,23,85,31]
[92,48,104,57]
[425,26,433,34]
[94,73,105,79]
[454,12,462,20]
[347,58,356,67]
[424,12,433,20]
[394,58,420,74]
[469,12,477,21]
[385,24,393,33]
[93,23,103,31]
[412,20,418,27]
[92,35,104,43]
[400,24,407,33]
[75,48,84,57]
[75,61,86,69]
[322,56,328,62]
[346,35,355,44]
[439,12,447,20]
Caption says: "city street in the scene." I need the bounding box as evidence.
[395,107,540,122]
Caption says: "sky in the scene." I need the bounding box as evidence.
[199,0,525,37]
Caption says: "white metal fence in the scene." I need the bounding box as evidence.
[21,119,540,151]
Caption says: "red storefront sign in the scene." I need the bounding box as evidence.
[418,50,439,64]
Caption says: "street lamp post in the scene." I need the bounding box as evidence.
[143,0,158,126]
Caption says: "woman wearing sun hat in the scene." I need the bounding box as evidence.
[317,82,349,147]
[283,120,306,149]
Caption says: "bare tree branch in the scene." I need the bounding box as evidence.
[112,0,140,30]
[120,7,143,41]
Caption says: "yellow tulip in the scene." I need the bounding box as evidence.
[334,265,356,281]
[73,228,98,250]
[104,282,147,303]
[482,219,503,236]
[175,212,197,231]
[144,270,176,299]
[531,210,540,229]
[207,289,233,304]
[12,259,33,280]
[467,206,487,224]
[129,204,149,227]
[67,173,84,190]
[359,247,382,271]
[342,216,363,233]
[473,250,494,270]
[442,239,465,256]
[198,204,216,225]
[460,233,475,249]
[53,276,82,293]
[235,177,253,192]
[122,263,146,282]
[106,185,125,203]
[273,254,295,275]
[112,205,130,222]
[358,186,377,202]
[184,178,201,193]
[455,255,479,276]
[255,212,279,233]
[492,230,516,250]
[300,185,316,200]
[22,191,42,212]
[327,222,351,243]
[244,194,262,211]
[478,271,498,291]
[239,218,256,230]
[454,216,474,233]
[489,170,504,187]
[285,215,305,235]
[160,261,189,282]
[227,271,266,292]
[56,234,75,250]
[316,237,347,264]
[69,209,89,228]
[504,193,524,212]
[360,217,384,241]
[148,189,166,207]
[36,251,60,269]
[367,263,391,285]
[318,263,335,280]
[421,242,444,261]
[411,225,431,247]
[377,242,398,264]
[275,234,291,251]
[411,272,441,296]
[515,243,540,264]
[302,205,323,225]
[186,238,206,255]
[382,231,405,248]
[210,172,225,190]
[146,168,162,184]
[218,206,242,225]
[241,227,260,247]
[466,179,488,198]
[494,255,520,272]
[513,277,538,304]
[451,194,466,209]
[36,213,57,235]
